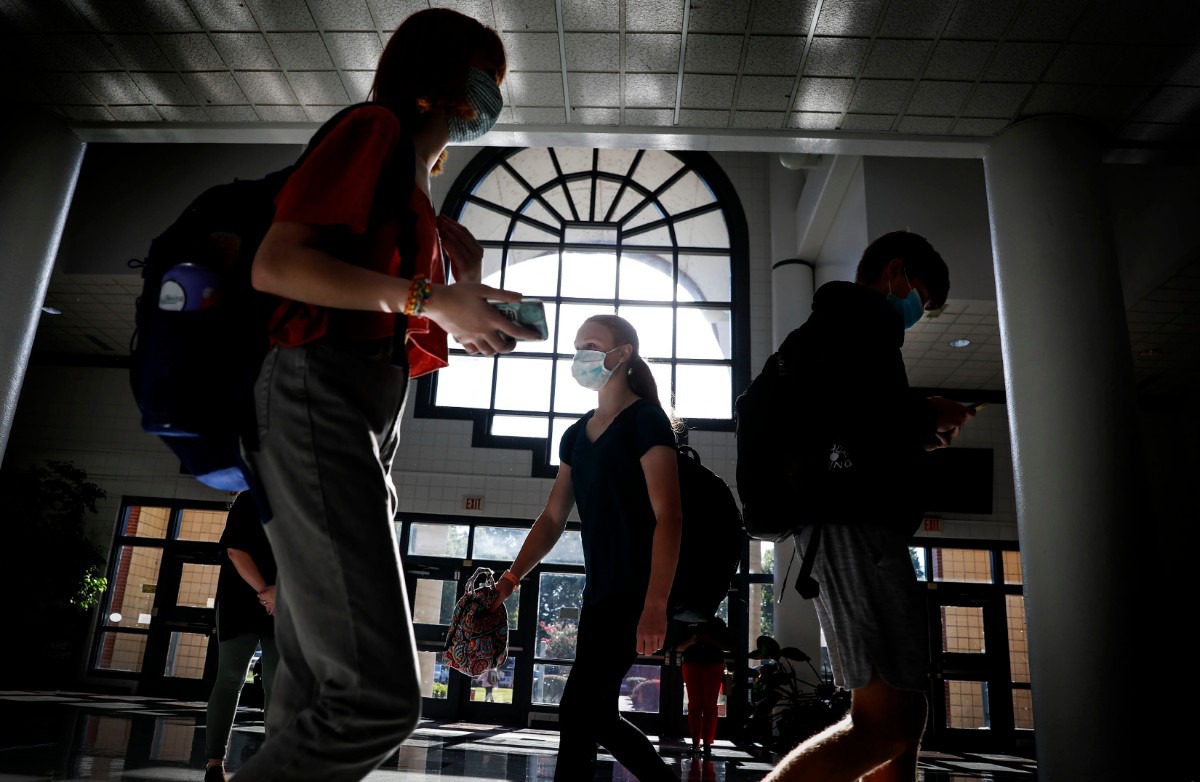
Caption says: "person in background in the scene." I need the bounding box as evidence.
[676,617,731,758]
[491,314,682,782]
[204,490,278,782]
[236,9,536,782]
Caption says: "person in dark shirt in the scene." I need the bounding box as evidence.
[676,617,731,757]
[204,491,278,782]
[491,314,683,782]
[762,230,975,782]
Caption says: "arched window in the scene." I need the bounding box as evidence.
[417,147,750,476]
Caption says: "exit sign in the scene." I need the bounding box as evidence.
[923,517,941,534]
[464,496,484,511]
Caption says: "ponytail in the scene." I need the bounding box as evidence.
[627,355,659,407]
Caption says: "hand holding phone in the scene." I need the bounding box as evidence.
[966,401,989,413]
[490,299,549,341]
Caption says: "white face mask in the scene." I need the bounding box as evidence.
[571,347,621,391]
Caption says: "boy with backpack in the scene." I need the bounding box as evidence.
[760,231,975,782]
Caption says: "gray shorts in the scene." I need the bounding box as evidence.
[795,523,928,691]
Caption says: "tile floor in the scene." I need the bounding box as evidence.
[0,691,1038,781]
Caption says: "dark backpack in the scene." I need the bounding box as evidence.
[667,444,744,624]
[128,103,400,507]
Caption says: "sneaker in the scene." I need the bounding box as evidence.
[204,765,227,782]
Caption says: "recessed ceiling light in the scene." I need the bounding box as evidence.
[41,306,62,315]
[948,338,971,348]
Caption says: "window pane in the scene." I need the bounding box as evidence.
[541,184,577,222]
[459,200,509,242]
[941,606,985,654]
[621,664,662,713]
[470,162,528,212]
[469,656,517,703]
[473,526,529,561]
[748,582,775,648]
[565,178,593,221]
[418,649,451,699]
[674,364,732,420]
[435,355,494,408]
[508,148,556,188]
[177,563,219,609]
[1002,550,1023,585]
[620,251,674,301]
[495,357,553,412]
[564,226,617,246]
[493,414,549,438]
[676,307,731,360]
[474,246,504,287]
[678,253,730,302]
[945,680,990,729]
[549,416,581,466]
[658,171,716,214]
[1007,594,1030,684]
[631,150,684,193]
[538,572,585,660]
[504,249,560,299]
[931,548,993,583]
[1012,687,1034,730]
[624,200,668,232]
[123,506,169,539]
[608,187,643,224]
[561,250,617,299]
[749,540,774,575]
[619,304,674,359]
[511,219,560,243]
[95,631,147,673]
[553,360,595,415]
[412,578,459,625]
[556,302,616,353]
[177,508,225,542]
[533,662,571,704]
[673,210,729,248]
[164,632,208,679]
[521,198,562,231]
[106,545,162,628]
[595,177,624,222]
[647,360,674,412]
[554,147,593,175]
[408,523,470,558]
[598,148,637,177]
[910,547,927,580]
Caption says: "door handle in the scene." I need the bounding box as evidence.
[408,569,431,577]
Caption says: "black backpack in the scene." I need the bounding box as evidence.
[128,103,391,509]
[667,444,744,624]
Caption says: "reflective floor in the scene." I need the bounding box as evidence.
[0,691,1038,781]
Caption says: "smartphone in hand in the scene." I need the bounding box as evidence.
[490,299,549,341]
[966,401,989,412]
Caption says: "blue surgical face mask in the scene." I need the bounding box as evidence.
[571,347,621,391]
[887,270,925,330]
[447,67,503,143]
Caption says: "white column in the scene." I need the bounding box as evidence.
[984,116,1153,780]
[0,110,85,466]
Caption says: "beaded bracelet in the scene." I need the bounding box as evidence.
[403,275,432,317]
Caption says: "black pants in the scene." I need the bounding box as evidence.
[555,596,677,782]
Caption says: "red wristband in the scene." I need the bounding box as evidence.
[500,570,520,587]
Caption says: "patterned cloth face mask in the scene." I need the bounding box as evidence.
[447,67,503,143]
[571,347,622,391]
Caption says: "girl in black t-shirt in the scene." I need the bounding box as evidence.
[492,314,682,782]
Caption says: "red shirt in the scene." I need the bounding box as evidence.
[268,104,448,378]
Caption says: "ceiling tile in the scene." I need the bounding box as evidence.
[841,113,894,131]
[108,104,162,121]
[681,73,736,109]
[1021,82,1083,115]
[565,32,619,71]
[180,71,247,103]
[688,0,750,33]
[1005,0,1088,42]
[951,117,1008,135]
[624,107,675,124]
[288,70,350,104]
[743,35,804,75]
[804,37,869,77]
[493,0,557,32]
[1108,45,1193,87]
[308,0,375,31]
[679,108,730,127]
[561,0,618,31]
[568,72,619,106]
[305,104,341,121]
[129,72,196,104]
[158,104,210,121]
[685,34,743,74]
[793,77,853,112]
[984,42,1058,82]
[943,0,1017,40]
[626,0,684,33]
[364,0,426,32]
[625,33,680,72]
[342,70,374,102]
[1069,0,1150,43]
[62,1,140,32]
[1169,48,1200,87]
[79,72,147,105]
[502,32,561,71]
[624,72,676,107]
[962,82,1031,118]
[234,71,298,104]
[864,39,931,80]
[877,0,954,38]
[135,0,202,32]
[245,0,316,31]
[157,32,225,70]
[815,0,884,37]
[207,104,260,120]
[33,72,99,104]
[211,32,279,69]
[265,32,334,69]
[512,106,565,123]
[897,115,953,134]
[788,111,841,130]
[731,110,785,128]
[506,71,565,106]
[105,34,174,70]
[1043,44,1119,84]
[925,40,994,81]
[849,79,911,113]
[737,75,794,111]
[1134,1,1200,46]
[189,0,257,31]
[907,80,970,115]
[438,0,497,28]
[1133,85,1200,124]
[324,31,383,70]
[751,0,818,35]
[256,104,308,121]
[52,33,123,70]
[571,106,619,124]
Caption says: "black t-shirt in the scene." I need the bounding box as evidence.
[215,492,276,641]
[560,398,676,605]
